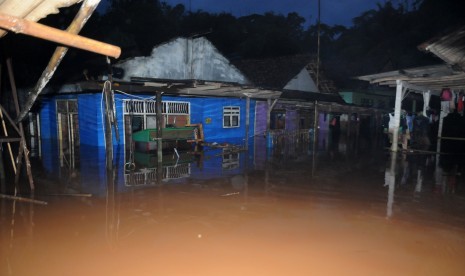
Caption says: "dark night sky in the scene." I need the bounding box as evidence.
[160,0,384,27]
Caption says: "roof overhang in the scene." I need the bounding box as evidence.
[418,26,465,71]
[356,64,465,95]
[56,79,283,100]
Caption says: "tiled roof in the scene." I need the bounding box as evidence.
[231,54,339,94]
[231,55,313,90]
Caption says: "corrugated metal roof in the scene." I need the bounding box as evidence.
[419,26,465,72]
[231,54,339,94]
[231,55,312,90]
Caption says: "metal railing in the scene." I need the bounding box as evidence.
[123,99,190,115]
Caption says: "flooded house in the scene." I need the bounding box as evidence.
[33,36,357,183]
[34,37,275,181]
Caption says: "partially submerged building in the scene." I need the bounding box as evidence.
[34,35,360,181]
[357,26,465,153]
[36,36,352,161]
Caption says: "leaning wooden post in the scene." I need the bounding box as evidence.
[0,65,16,174]
[103,81,114,169]
[11,0,118,123]
[155,91,163,164]
[6,59,34,189]
[0,11,120,59]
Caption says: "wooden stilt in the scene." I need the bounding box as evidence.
[103,81,114,169]
[0,66,16,174]
[245,96,250,149]
[156,91,163,164]
[7,59,34,190]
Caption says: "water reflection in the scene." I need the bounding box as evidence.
[384,150,465,221]
[2,133,465,275]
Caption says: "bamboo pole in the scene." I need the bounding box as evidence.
[245,95,250,149]
[0,105,21,135]
[0,66,16,174]
[47,193,92,197]
[103,81,114,169]
[0,194,47,205]
[156,91,163,164]
[7,59,34,189]
[15,0,115,123]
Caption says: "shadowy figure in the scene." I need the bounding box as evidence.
[329,116,341,159]
[411,112,431,151]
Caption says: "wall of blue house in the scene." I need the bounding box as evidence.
[187,97,256,144]
[79,94,105,147]
[39,97,58,140]
[40,93,257,148]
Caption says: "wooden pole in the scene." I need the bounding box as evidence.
[245,96,250,149]
[15,0,112,123]
[391,80,403,152]
[313,100,319,144]
[0,65,16,174]
[266,99,271,135]
[0,194,47,205]
[0,12,120,58]
[103,81,114,169]
[156,91,163,164]
[6,59,34,189]
[316,0,321,89]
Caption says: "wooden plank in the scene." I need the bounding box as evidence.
[0,193,48,205]
[0,137,22,142]
[16,0,108,123]
[0,12,120,58]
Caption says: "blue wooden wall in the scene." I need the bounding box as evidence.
[40,93,258,148]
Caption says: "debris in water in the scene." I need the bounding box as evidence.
[220,192,240,197]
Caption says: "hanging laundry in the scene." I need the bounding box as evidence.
[440,88,452,101]
[457,91,464,115]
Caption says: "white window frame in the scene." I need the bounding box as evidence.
[123,99,190,129]
[223,106,240,128]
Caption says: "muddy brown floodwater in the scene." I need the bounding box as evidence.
[1,137,465,275]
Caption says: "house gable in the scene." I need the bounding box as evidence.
[284,68,319,93]
[116,37,248,84]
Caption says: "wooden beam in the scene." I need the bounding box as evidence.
[0,194,48,205]
[0,137,22,142]
[16,0,110,123]
[0,12,120,58]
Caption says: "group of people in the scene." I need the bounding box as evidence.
[383,110,433,151]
